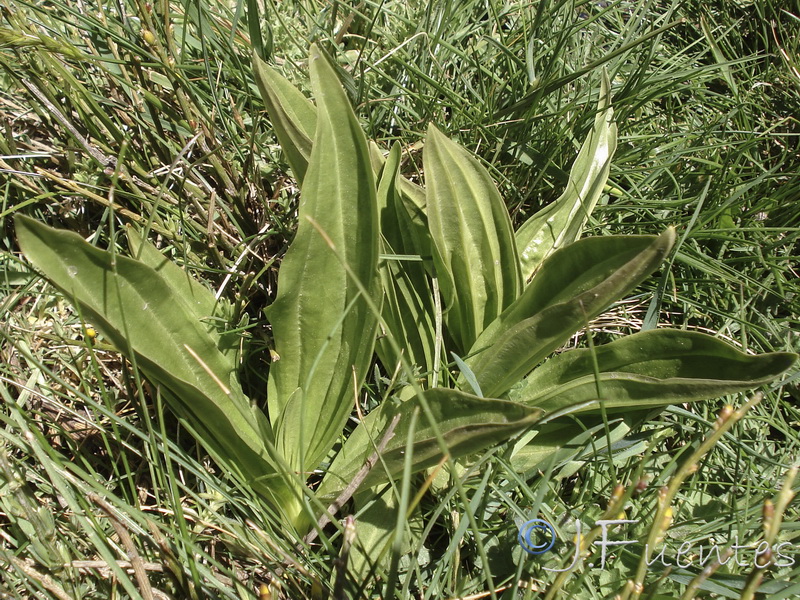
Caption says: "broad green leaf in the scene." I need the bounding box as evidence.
[467,228,676,398]
[317,388,542,501]
[348,489,399,580]
[346,488,429,581]
[376,143,436,375]
[126,228,217,320]
[251,55,429,233]
[511,329,798,412]
[252,53,317,183]
[0,268,33,285]
[369,142,431,264]
[14,216,284,503]
[246,0,270,61]
[377,256,437,377]
[265,45,380,474]
[452,352,483,397]
[469,232,675,358]
[368,142,427,210]
[515,70,617,281]
[126,228,242,360]
[424,124,522,352]
[376,144,415,269]
[510,417,637,476]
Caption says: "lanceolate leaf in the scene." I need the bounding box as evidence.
[515,70,617,282]
[252,53,317,183]
[511,329,797,412]
[424,124,522,352]
[318,388,542,502]
[126,227,220,322]
[470,232,675,358]
[265,45,380,474]
[14,216,283,503]
[252,55,430,233]
[124,227,241,345]
[467,229,676,398]
[376,144,415,267]
[376,143,436,375]
[126,228,242,361]
[510,417,642,477]
[369,142,430,264]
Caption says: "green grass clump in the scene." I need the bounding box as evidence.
[1,0,799,598]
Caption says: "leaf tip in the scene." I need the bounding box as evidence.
[13,214,40,256]
[599,68,613,111]
[309,43,322,63]
[659,226,677,253]
[252,49,265,70]
[426,122,443,139]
